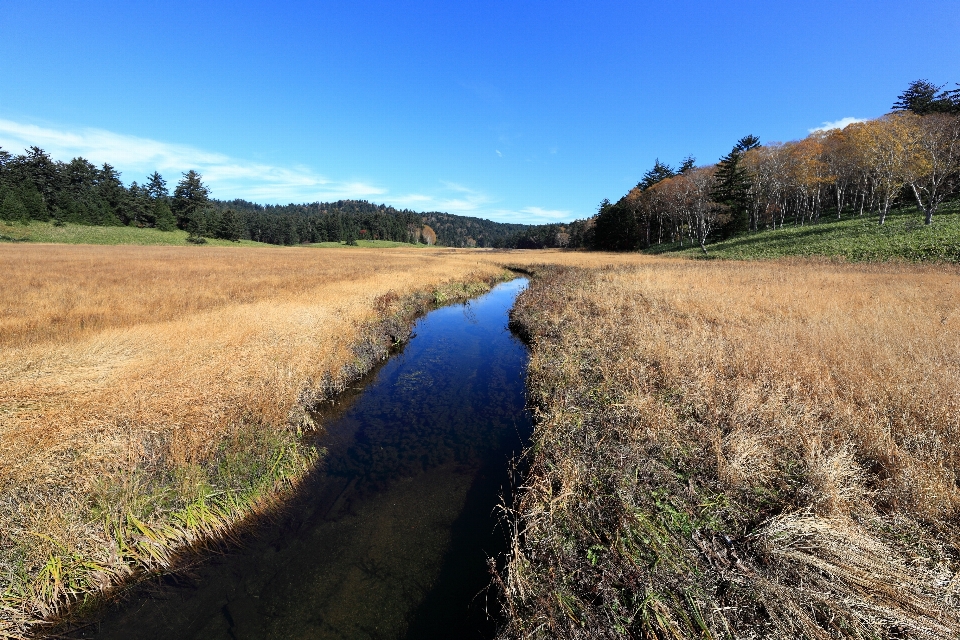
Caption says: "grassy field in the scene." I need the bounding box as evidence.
[650,204,960,263]
[0,244,529,636]
[0,242,655,637]
[0,220,277,247]
[501,260,960,639]
[0,220,428,249]
[5,237,958,638]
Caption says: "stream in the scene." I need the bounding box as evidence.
[69,277,531,640]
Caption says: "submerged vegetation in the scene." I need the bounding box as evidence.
[501,262,960,639]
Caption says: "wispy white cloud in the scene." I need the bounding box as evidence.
[809,116,868,133]
[491,206,573,225]
[0,118,385,203]
[393,181,492,215]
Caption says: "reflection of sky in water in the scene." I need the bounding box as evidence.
[79,278,531,640]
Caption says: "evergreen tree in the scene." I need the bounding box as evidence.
[95,164,128,225]
[0,190,28,223]
[344,221,359,245]
[593,198,641,251]
[145,172,168,200]
[127,182,154,227]
[712,135,760,236]
[892,79,959,115]
[678,156,697,173]
[639,159,675,190]
[18,183,47,221]
[214,208,246,241]
[154,199,176,231]
[172,170,210,234]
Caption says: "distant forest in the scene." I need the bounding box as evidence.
[0,151,533,247]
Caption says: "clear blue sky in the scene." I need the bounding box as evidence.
[1,1,958,224]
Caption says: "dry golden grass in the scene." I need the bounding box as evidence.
[0,243,557,636]
[503,259,960,639]
[0,242,653,635]
[9,241,948,638]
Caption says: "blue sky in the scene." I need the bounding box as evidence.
[1,1,958,224]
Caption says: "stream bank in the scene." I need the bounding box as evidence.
[59,278,532,640]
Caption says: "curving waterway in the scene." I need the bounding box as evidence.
[70,278,531,640]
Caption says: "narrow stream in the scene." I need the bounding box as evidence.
[71,278,531,640]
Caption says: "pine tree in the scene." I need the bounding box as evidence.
[18,183,47,221]
[154,200,176,231]
[0,191,28,223]
[712,135,759,236]
[639,159,675,190]
[172,170,211,235]
[145,172,168,200]
[215,208,246,241]
[593,198,641,251]
[170,169,210,244]
[892,80,958,115]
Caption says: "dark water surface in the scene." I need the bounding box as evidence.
[72,278,531,640]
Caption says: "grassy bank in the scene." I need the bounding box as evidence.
[0,220,275,247]
[0,220,428,249]
[0,244,515,637]
[648,204,960,263]
[501,262,960,639]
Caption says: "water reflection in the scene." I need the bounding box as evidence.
[75,278,531,640]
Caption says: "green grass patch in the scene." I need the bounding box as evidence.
[648,203,960,263]
[0,220,272,247]
[0,221,429,249]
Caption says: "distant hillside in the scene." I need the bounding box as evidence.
[0,145,538,248]
[214,198,536,247]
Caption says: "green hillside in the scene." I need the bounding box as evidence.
[0,220,430,248]
[0,220,270,247]
[648,204,960,263]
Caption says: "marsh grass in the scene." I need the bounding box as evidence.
[501,261,960,639]
[0,246,669,638]
[0,244,524,637]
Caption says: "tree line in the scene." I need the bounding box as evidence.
[499,79,960,253]
[0,149,534,247]
[586,79,960,252]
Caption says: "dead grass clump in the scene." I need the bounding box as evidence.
[501,261,960,639]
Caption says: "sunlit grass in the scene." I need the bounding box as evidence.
[649,202,960,262]
[0,220,272,247]
[503,259,960,638]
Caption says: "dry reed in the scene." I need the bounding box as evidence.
[502,259,960,639]
[0,243,536,637]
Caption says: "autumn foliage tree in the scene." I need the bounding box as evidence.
[592,79,960,251]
